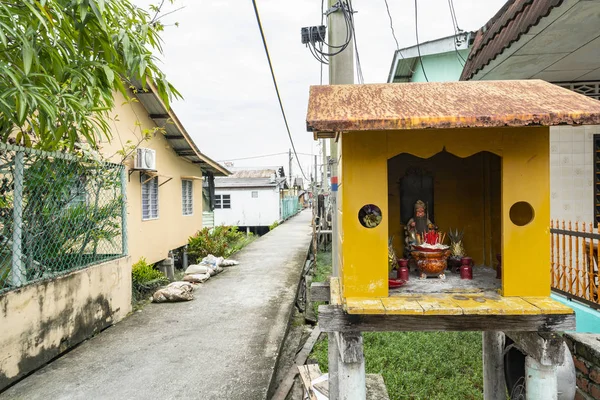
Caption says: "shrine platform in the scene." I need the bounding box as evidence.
[317,273,575,333]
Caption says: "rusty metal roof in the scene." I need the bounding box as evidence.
[306,80,600,135]
[460,0,562,81]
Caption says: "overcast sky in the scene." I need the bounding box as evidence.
[134,0,506,180]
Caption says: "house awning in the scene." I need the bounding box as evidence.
[131,80,230,177]
[306,80,600,137]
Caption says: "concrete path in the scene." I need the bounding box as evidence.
[2,210,312,400]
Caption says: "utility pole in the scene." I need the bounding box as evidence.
[314,155,318,193]
[288,148,293,190]
[321,140,327,193]
[326,2,361,400]
[328,0,353,281]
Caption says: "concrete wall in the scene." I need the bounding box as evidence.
[550,125,598,223]
[0,257,131,390]
[99,91,204,265]
[214,187,280,227]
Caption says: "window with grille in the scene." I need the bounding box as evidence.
[215,194,231,209]
[142,173,159,220]
[251,191,258,198]
[182,180,193,215]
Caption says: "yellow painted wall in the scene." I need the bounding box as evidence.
[99,91,204,265]
[341,132,388,298]
[387,151,501,266]
[340,127,550,298]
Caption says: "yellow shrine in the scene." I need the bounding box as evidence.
[307,80,600,325]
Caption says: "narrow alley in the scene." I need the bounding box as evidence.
[2,211,312,400]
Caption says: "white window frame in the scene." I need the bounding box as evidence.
[141,173,159,221]
[182,179,193,216]
[215,194,231,209]
[222,194,231,209]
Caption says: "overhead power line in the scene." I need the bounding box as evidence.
[251,0,308,181]
[448,0,466,66]
[218,152,315,163]
[414,0,429,82]
[383,0,399,50]
[384,0,416,77]
[347,0,364,84]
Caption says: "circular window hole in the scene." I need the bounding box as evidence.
[358,204,382,228]
[509,201,535,226]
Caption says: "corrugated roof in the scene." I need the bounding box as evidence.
[215,177,286,189]
[306,80,600,135]
[215,168,286,188]
[460,0,562,81]
[229,169,277,179]
[131,80,230,177]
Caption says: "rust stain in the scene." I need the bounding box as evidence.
[306,81,600,135]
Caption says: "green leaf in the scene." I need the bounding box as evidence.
[23,42,34,76]
[102,65,114,84]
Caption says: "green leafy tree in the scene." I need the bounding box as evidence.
[0,0,180,151]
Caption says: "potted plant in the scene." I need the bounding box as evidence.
[447,228,465,273]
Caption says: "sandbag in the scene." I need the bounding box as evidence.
[220,259,239,267]
[152,282,194,303]
[167,281,197,291]
[207,266,223,276]
[183,273,210,283]
[185,264,210,275]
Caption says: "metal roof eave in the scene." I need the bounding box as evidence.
[131,80,230,177]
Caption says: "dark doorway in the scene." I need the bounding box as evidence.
[400,167,434,225]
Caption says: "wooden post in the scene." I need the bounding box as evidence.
[182,245,189,271]
[328,332,339,400]
[482,331,506,400]
[336,332,366,400]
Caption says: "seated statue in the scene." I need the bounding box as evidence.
[404,200,436,258]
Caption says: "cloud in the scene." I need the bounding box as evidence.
[134,0,506,177]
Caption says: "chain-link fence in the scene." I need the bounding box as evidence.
[0,143,126,294]
[281,196,301,220]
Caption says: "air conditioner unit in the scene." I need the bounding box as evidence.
[135,148,156,170]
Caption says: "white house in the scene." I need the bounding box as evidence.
[214,168,288,232]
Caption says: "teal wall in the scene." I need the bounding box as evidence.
[411,50,469,82]
[551,293,600,333]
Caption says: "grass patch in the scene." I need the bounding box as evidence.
[313,250,332,283]
[311,332,483,400]
[309,250,484,399]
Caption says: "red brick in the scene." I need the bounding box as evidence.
[591,383,600,400]
[591,367,600,385]
[576,389,590,400]
[578,374,591,392]
[576,356,591,375]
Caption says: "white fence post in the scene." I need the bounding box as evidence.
[11,150,25,286]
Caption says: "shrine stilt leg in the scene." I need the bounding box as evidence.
[525,356,558,400]
[483,331,506,400]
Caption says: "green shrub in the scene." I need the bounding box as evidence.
[269,221,280,231]
[131,257,167,303]
[187,225,249,263]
